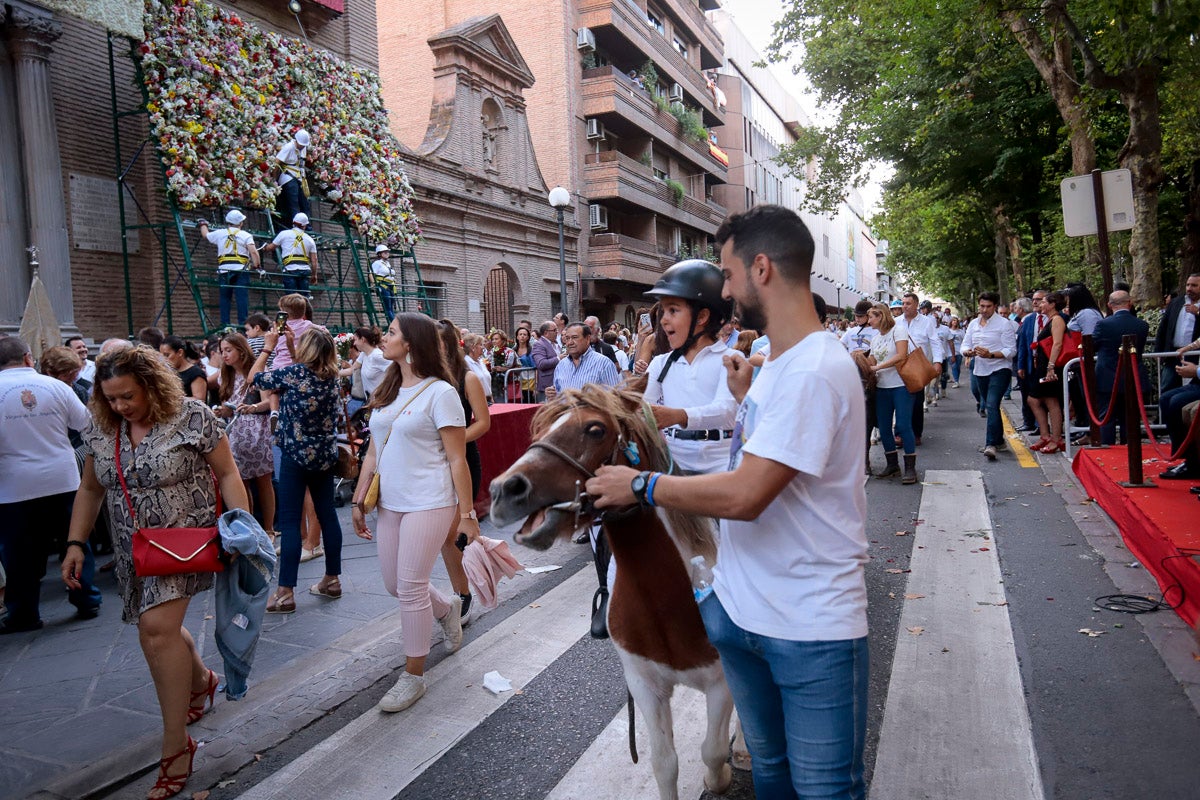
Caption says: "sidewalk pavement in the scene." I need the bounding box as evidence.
[0,505,587,800]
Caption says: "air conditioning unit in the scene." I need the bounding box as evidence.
[585,118,605,140]
[576,27,596,52]
[669,83,684,103]
[589,204,609,230]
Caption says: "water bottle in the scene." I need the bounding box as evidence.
[690,556,714,603]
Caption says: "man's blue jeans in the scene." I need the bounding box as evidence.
[376,285,396,322]
[219,270,249,326]
[701,594,867,799]
[975,368,1011,447]
[282,272,310,296]
[275,453,343,588]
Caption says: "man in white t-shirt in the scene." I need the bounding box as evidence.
[900,292,944,444]
[0,337,101,633]
[264,212,318,296]
[66,336,95,386]
[199,209,260,326]
[586,205,869,798]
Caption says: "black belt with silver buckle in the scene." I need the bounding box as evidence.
[665,428,733,441]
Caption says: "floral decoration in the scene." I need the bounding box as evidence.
[138,0,421,247]
[334,331,355,361]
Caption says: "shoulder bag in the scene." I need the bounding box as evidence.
[116,429,225,578]
[898,336,939,393]
[360,378,436,513]
[1036,328,1082,368]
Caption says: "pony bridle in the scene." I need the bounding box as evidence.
[528,429,643,527]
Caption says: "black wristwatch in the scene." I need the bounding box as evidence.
[630,470,652,506]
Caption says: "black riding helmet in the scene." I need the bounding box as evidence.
[643,259,733,382]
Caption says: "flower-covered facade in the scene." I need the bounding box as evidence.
[138,0,420,247]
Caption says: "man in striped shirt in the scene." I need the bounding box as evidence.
[545,322,619,400]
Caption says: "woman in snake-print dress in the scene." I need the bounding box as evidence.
[61,346,249,799]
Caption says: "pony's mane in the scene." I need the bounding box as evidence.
[530,385,718,564]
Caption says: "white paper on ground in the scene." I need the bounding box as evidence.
[524,565,562,574]
[482,671,513,694]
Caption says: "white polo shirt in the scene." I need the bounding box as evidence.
[272,228,316,273]
[0,367,91,503]
[644,340,738,474]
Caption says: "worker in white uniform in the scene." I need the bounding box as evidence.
[264,212,318,296]
[276,128,311,226]
[199,209,259,326]
[370,244,397,323]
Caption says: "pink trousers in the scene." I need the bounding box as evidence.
[376,505,457,658]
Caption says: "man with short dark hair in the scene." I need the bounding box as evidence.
[1154,272,1200,392]
[65,336,95,386]
[961,292,1017,460]
[587,204,868,798]
[583,315,620,368]
[900,292,945,444]
[0,337,101,633]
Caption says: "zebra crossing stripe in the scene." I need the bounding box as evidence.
[234,566,597,800]
[871,469,1044,800]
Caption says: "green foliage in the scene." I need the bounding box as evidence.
[652,92,670,113]
[665,178,686,205]
[669,104,708,143]
[581,51,597,70]
[675,242,718,262]
[638,60,660,92]
[638,150,653,167]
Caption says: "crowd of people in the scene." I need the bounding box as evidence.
[4,193,1199,800]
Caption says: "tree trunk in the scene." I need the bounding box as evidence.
[993,205,1009,304]
[1179,159,1200,283]
[1003,10,1096,176]
[1118,65,1164,308]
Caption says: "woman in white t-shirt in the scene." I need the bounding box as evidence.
[463,334,493,402]
[867,303,918,483]
[350,313,480,713]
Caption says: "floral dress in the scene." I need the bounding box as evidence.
[254,363,339,470]
[225,372,273,479]
[85,400,223,623]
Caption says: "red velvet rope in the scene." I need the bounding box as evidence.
[1077,356,1123,428]
[1128,351,1200,462]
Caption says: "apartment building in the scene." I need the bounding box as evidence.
[380,0,731,329]
[709,10,888,318]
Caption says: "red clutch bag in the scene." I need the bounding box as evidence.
[115,429,225,578]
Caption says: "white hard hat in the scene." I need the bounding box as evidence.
[292,212,309,226]
[294,129,310,147]
[225,209,246,225]
[375,244,390,254]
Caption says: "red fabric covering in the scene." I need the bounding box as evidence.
[474,403,539,517]
[1072,447,1200,628]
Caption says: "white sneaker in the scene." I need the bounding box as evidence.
[983,445,997,460]
[439,595,464,653]
[379,672,425,713]
[922,401,929,411]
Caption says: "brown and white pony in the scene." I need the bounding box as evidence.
[489,386,734,800]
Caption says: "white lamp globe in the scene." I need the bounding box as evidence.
[548,186,571,208]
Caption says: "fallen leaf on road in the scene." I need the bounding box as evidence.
[253,753,263,762]
[941,647,950,653]
[885,568,910,574]
[191,792,210,800]
[217,780,237,789]
[906,626,924,635]
[528,603,541,608]
[1078,628,1107,637]
[1041,483,1053,487]
[979,547,990,551]
[895,530,910,536]
[888,592,896,599]
[904,593,925,600]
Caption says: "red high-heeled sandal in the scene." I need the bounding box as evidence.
[1040,439,1065,454]
[1029,437,1052,452]
[147,736,196,800]
[187,669,218,725]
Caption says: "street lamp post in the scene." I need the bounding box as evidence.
[548,186,572,319]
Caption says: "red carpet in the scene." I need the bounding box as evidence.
[1072,447,1200,628]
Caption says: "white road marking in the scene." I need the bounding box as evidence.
[233,567,595,800]
[872,469,1044,800]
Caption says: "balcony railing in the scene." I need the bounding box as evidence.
[583,149,724,231]
[586,232,665,285]
[579,0,723,125]
[581,66,728,178]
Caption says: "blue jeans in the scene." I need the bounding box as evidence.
[275,453,343,588]
[276,179,310,225]
[282,272,310,296]
[219,270,249,326]
[376,284,396,322]
[975,368,1011,447]
[950,354,962,383]
[701,595,867,800]
[876,385,915,454]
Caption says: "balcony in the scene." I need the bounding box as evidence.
[579,0,723,126]
[582,67,729,180]
[586,233,665,286]
[658,0,724,69]
[584,150,726,232]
